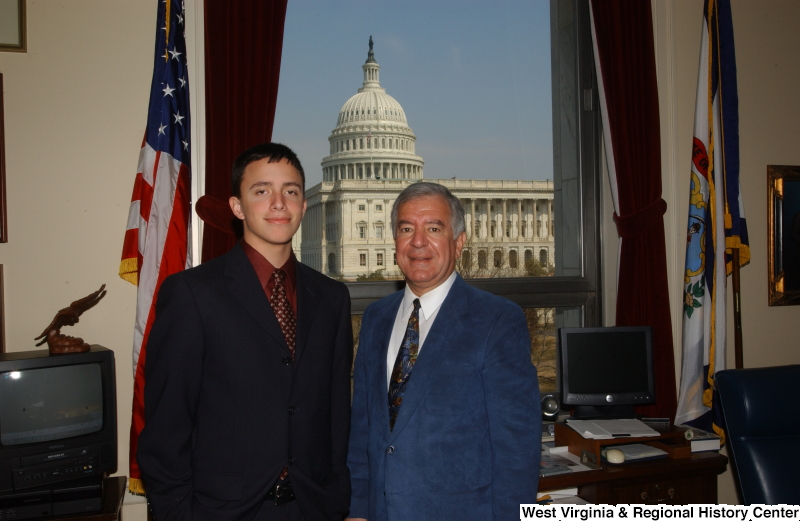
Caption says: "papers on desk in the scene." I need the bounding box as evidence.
[565,418,659,439]
[602,443,667,461]
[537,487,589,504]
[539,449,594,477]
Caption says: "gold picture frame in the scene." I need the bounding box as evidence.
[0,0,26,53]
[768,165,800,306]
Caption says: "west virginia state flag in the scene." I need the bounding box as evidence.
[675,0,749,441]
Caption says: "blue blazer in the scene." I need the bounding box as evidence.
[347,274,541,521]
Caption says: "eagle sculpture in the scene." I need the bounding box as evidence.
[35,284,107,354]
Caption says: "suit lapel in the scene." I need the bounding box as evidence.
[294,263,318,366]
[388,275,469,441]
[225,244,291,355]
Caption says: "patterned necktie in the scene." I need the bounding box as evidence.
[270,269,296,483]
[388,298,420,430]
[270,269,296,360]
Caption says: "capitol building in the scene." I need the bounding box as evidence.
[299,40,555,280]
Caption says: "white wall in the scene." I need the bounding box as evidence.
[0,2,157,517]
[652,0,800,504]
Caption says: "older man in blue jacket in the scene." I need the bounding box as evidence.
[346,183,541,521]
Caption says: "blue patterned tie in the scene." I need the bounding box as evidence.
[388,299,420,430]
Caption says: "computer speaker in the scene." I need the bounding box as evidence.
[541,394,560,420]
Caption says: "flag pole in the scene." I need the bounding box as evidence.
[731,247,743,368]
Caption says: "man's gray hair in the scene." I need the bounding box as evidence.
[391,182,466,239]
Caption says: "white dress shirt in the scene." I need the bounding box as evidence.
[385,271,458,388]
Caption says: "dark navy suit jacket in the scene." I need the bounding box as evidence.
[138,244,352,521]
[347,274,541,521]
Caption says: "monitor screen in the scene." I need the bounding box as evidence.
[0,364,104,446]
[564,330,650,394]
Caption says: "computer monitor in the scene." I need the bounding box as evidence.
[558,326,655,419]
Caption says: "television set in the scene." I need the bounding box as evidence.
[0,346,117,495]
[558,326,655,419]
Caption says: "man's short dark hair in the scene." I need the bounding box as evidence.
[391,182,466,239]
[230,143,305,198]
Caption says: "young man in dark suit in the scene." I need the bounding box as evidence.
[138,143,352,521]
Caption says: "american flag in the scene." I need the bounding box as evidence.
[119,0,192,495]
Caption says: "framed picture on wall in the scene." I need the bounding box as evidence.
[0,0,26,52]
[0,73,6,243]
[768,165,800,306]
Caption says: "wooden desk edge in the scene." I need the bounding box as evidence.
[538,451,728,494]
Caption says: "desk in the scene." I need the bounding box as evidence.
[539,451,728,504]
[48,476,126,521]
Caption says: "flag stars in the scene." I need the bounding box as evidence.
[179,76,187,88]
[169,48,182,61]
[173,112,185,126]
[163,84,175,97]
[158,123,167,136]
[182,140,189,151]
[178,13,184,25]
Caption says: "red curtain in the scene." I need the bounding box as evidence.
[201,0,288,262]
[591,0,677,420]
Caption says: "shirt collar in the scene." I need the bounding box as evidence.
[402,270,457,321]
[240,239,297,288]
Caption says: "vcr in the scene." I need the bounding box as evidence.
[11,446,100,490]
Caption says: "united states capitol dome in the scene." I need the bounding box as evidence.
[337,89,407,126]
[321,37,424,183]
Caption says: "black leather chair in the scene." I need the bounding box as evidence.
[716,365,800,505]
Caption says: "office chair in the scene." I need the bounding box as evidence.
[716,365,800,505]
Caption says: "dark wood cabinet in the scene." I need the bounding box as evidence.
[539,451,728,504]
[34,476,126,521]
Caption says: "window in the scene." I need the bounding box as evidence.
[375,225,383,240]
[376,204,382,212]
[461,249,472,271]
[274,0,602,393]
[377,253,384,266]
[478,250,488,269]
[393,252,397,265]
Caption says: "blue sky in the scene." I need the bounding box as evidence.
[272,0,553,187]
